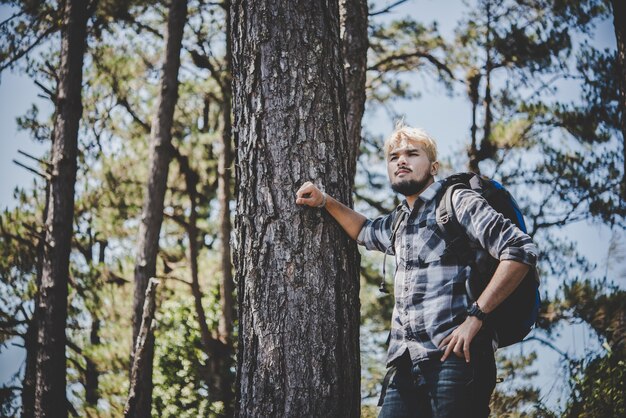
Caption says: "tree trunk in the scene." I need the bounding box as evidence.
[23,182,50,418]
[216,4,236,413]
[85,317,100,405]
[131,1,188,417]
[85,240,104,406]
[125,279,160,418]
[22,316,38,418]
[231,1,361,417]
[339,0,368,182]
[173,147,230,407]
[610,0,626,197]
[469,0,495,174]
[34,0,88,416]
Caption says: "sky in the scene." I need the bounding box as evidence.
[0,0,624,412]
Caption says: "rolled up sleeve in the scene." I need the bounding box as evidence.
[452,189,538,267]
[356,212,394,253]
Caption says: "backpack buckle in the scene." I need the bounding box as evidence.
[439,213,450,224]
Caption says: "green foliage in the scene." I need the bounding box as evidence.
[490,351,553,417]
[0,0,60,72]
[367,15,453,103]
[564,352,625,417]
[152,297,219,418]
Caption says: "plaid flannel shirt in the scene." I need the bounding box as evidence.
[357,180,538,365]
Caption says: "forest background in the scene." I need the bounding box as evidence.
[0,0,624,417]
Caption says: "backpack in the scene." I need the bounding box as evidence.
[436,172,540,348]
[386,172,540,348]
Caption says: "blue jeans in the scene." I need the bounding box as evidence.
[378,346,496,418]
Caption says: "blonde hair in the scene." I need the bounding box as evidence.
[384,123,438,162]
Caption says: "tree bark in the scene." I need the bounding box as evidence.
[23,182,50,418]
[34,0,88,416]
[339,0,368,182]
[131,1,188,417]
[610,0,626,197]
[125,279,160,418]
[22,316,38,418]
[231,1,361,417]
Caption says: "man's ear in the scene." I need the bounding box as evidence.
[431,161,439,176]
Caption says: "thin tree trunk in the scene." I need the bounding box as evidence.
[23,182,50,418]
[231,1,361,416]
[85,317,100,405]
[172,145,232,410]
[339,0,368,182]
[85,240,105,406]
[131,1,188,417]
[22,317,38,418]
[469,0,495,174]
[610,0,626,197]
[467,68,481,173]
[216,4,236,414]
[125,279,160,418]
[34,0,88,416]
[218,2,234,354]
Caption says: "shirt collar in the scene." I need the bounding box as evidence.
[399,180,443,212]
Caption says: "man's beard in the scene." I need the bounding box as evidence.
[391,178,430,196]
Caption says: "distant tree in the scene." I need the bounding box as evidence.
[33,1,91,416]
[538,278,626,417]
[131,1,188,416]
[609,0,626,194]
[231,0,361,416]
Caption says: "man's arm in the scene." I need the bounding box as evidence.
[439,188,538,363]
[439,259,529,363]
[295,181,367,241]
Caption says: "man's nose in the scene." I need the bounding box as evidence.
[397,154,407,165]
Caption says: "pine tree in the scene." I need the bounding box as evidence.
[231,0,361,416]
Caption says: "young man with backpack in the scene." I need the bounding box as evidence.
[295,125,538,418]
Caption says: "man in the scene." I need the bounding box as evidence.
[295,125,538,417]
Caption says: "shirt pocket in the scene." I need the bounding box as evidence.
[418,220,448,265]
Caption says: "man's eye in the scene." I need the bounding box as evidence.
[390,156,398,161]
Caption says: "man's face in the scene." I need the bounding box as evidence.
[386,141,437,196]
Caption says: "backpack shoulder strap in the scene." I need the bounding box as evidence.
[436,182,470,247]
[389,204,408,250]
[379,204,407,294]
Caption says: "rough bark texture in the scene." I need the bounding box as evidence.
[231,1,361,417]
[33,1,88,417]
[610,0,626,196]
[131,1,188,416]
[339,0,368,182]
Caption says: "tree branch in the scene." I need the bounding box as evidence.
[369,0,410,17]
[368,51,455,80]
